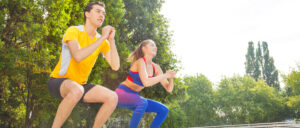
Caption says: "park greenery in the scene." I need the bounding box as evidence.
[0,0,299,127]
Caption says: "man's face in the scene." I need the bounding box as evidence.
[86,5,106,27]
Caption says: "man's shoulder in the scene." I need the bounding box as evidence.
[96,32,101,38]
[66,25,84,33]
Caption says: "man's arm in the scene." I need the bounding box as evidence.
[104,27,120,71]
[67,26,111,62]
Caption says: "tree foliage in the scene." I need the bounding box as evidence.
[245,41,279,89]
[283,65,300,119]
[216,75,285,124]
[0,0,183,127]
[0,0,298,127]
[180,74,217,126]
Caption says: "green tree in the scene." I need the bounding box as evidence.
[262,42,279,89]
[0,0,91,127]
[0,0,184,127]
[283,65,300,119]
[180,74,218,127]
[162,102,188,128]
[254,42,262,80]
[284,65,300,96]
[0,0,61,127]
[245,41,256,79]
[216,75,284,124]
[245,41,279,89]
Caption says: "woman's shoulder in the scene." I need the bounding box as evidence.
[152,62,160,68]
[130,58,144,71]
[135,58,146,65]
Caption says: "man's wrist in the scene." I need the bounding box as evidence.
[100,35,108,40]
[108,38,115,41]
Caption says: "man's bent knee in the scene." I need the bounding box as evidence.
[106,91,118,105]
[69,87,84,101]
[61,80,84,102]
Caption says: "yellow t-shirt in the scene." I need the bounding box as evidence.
[50,25,110,85]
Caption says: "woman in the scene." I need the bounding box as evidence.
[115,39,176,128]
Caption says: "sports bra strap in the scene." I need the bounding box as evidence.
[142,57,155,77]
[142,57,146,64]
[152,63,155,77]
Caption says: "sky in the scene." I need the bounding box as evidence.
[160,0,300,84]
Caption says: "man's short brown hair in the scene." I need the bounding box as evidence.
[84,2,105,21]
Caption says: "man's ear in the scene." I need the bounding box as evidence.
[85,11,90,19]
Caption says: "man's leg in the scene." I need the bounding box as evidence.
[83,85,118,128]
[52,79,84,128]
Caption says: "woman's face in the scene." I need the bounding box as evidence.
[143,41,157,57]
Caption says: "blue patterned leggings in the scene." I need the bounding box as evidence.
[115,85,169,128]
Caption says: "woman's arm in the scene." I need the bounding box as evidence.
[155,65,175,93]
[137,59,173,87]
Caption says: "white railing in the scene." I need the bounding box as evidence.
[192,121,300,128]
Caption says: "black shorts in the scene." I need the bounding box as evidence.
[48,77,96,103]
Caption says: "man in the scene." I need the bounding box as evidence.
[48,2,119,128]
